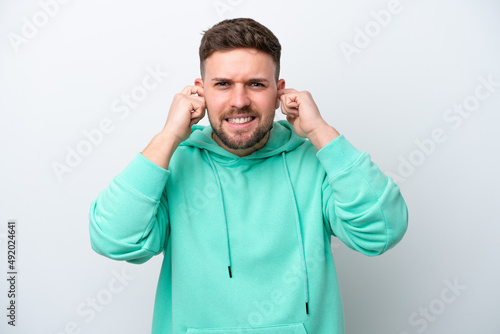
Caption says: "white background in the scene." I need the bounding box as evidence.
[1,0,499,333]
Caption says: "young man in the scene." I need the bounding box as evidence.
[89,18,408,334]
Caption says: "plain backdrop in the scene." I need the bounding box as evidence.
[1,0,499,333]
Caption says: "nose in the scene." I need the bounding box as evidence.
[229,84,251,109]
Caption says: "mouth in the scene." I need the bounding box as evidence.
[224,115,257,129]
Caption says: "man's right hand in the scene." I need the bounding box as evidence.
[161,85,206,144]
[142,85,206,170]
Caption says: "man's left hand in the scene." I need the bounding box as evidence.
[278,88,340,149]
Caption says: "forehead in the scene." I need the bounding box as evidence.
[204,48,275,80]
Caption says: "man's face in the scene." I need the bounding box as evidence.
[196,48,285,156]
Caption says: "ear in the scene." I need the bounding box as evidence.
[195,78,204,88]
[275,79,285,109]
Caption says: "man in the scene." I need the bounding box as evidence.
[89,18,408,334]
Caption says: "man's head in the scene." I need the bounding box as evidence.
[199,18,281,82]
[195,18,285,157]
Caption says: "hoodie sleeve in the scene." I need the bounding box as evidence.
[316,135,408,256]
[89,153,170,264]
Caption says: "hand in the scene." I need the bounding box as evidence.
[278,88,340,149]
[162,85,206,144]
[278,89,329,137]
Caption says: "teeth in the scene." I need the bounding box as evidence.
[227,117,253,124]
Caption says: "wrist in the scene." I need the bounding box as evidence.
[158,128,184,147]
[141,132,181,170]
[308,124,340,151]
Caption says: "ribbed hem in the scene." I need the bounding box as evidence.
[118,153,170,201]
[316,135,363,178]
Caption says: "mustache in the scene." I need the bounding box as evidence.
[221,106,257,119]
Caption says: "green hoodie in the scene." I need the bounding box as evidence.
[89,120,408,333]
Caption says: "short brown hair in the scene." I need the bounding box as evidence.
[199,18,281,81]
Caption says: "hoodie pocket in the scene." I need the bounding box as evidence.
[186,322,307,334]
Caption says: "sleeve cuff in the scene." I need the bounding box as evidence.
[315,134,364,178]
[117,153,170,201]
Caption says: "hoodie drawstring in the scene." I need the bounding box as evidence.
[282,152,310,315]
[202,149,310,315]
[204,150,233,278]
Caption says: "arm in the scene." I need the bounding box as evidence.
[278,88,408,255]
[317,135,408,255]
[89,85,206,263]
[89,154,171,264]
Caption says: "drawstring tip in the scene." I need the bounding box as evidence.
[305,302,309,314]
[228,266,232,278]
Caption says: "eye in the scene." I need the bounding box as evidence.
[215,82,229,87]
[250,82,265,87]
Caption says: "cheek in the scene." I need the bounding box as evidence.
[205,93,224,116]
[253,93,278,113]
[206,92,226,108]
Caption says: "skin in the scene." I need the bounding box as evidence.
[141,47,340,168]
[195,48,285,157]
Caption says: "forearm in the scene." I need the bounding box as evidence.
[318,136,408,255]
[308,124,340,151]
[89,153,171,262]
[327,170,408,255]
[141,131,182,170]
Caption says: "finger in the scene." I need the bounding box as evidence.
[278,88,298,97]
[279,92,300,107]
[181,85,204,97]
[189,98,206,114]
[280,97,299,115]
[190,115,203,126]
[190,97,206,117]
[190,96,206,107]
[191,107,204,118]
[190,108,206,125]
[285,94,299,105]
[280,102,299,118]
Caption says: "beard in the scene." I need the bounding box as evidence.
[208,106,274,150]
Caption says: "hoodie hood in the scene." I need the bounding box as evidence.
[179,119,311,315]
[179,120,307,160]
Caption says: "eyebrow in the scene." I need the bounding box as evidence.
[211,78,270,83]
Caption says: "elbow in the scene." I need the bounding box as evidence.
[89,231,155,263]
[88,214,156,263]
[373,184,409,255]
[379,201,409,255]
[354,204,409,257]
